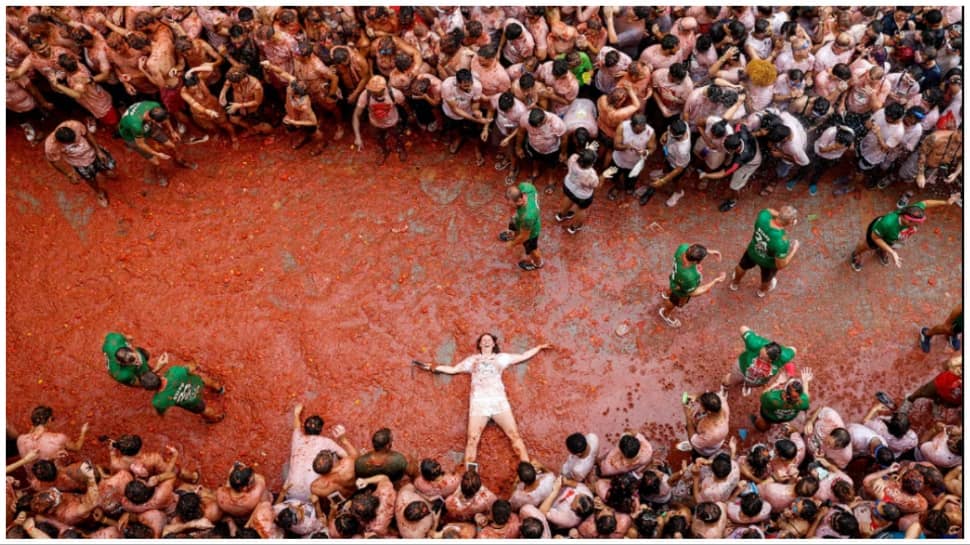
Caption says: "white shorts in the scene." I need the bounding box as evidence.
[729,149,763,191]
[470,394,512,418]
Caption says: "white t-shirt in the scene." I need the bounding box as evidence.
[865,416,917,457]
[545,483,592,529]
[813,126,849,160]
[778,112,810,166]
[441,76,483,120]
[509,472,556,510]
[613,120,655,169]
[561,433,599,481]
[522,112,566,154]
[859,109,904,164]
[847,423,885,458]
[664,131,692,169]
[285,431,347,502]
[273,499,324,536]
[744,35,773,60]
[594,46,632,93]
[563,154,599,199]
[490,94,528,136]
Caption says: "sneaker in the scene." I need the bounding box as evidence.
[566,224,584,234]
[665,190,685,207]
[785,178,799,191]
[718,199,737,212]
[850,253,863,272]
[638,187,656,206]
[809,183,818,196]
[676,441,692,452]
[20,123,36,142]
[949,335,961,351]
[878,251,890,266]
[555,211,575,222]
[658,307,681,327]
[498,230,515,242]
[518,260,542,271]
[729,270,739,291]
[919,327,932,353]
[608,187,620,201]
[756,277,777,298]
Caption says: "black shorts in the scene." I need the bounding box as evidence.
[444,115,479,136]
[563,184,593,209]
[738,250,779,284]
[523,236,538,254]
[670,291,691,307]
[596,131,614,150]
[182,399,206,414]
[865,217,882,250]
[525,140,560,166]
[74,147,116,181]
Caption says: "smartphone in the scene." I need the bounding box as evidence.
[466,462,479,472]
[328,492,345,504]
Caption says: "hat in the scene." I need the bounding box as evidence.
[366,75,386,94]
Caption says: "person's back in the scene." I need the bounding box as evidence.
[354,428,409,482]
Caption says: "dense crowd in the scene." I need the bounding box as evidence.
[6,4,965,540]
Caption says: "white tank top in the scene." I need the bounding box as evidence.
[613,120,654,169]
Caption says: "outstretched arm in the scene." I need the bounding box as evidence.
[431,355,475,375]
[505,344,553,366]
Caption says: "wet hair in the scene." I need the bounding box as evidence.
[634,509,658,537]
[794,475,819,497]
[519,73,536,90]
[475,332,500,354]
[491,499,512,524]
[54,126,77,143]
[31,406,54,426]
[456,69,474,85]
[885,102,906,122]
[404,500,430,522]
[574,127,591,148]
[630,113,648,129]
[832,479,854,503]
[886,412,910,438]
[830,428,851,449]
[923,509,950,537]
[59,528,83,539]
[303,415,324,435]
[604,50,621,67]
[419,458,442,481]
[832,63,852,81]
[237,527,261,539]
[696,501,722,523]
[133,12,156,30]
[140,371,161,390]
[465,20,483,38]
[878,502,902,521]
[712,452,732,479]
[619,434,641,458]
[795,498,818,521]
[728,20,747,42]
[478,44,498,60]
[669,62,687,81]
[312,449,335,475]
[749,444,771,472]
[123,521,155,539]
[334,513,360,537]
[566,432,587,455]
[916,464,944,493]
[371,428,392,450]
[229,465,254,491]
[574,494,594,517]
[835,127,855,146]
[754,18,771,35]
[710,120,729,139]
[124,480,154,505]
[528,108,546,127]
[148,107,168,123]
[661,34,680,51]
[577,149,597,169]
[516,461,538,485]
[719,90,739,106]
[605,472,638,514]
[551,58,569,77]
[237,7,255,22]
[393,52,413,72]
[775,439,796,460]
[874,445,894,467]
[32,460,57,482]
[125,32,150,50]
[724,133,742,152]
[762,342,782,362]
[175,491,203,521]
[14,493,34,515]
[740,492,763,517]
[639,470,661,496]
[332,47,349,64]
[831,510,859,537]
[351,494,379,521]
[58,54,78,73]
[276,506,297,530]
[521,517,544,538]
[460,468,482,497]
[228,24,246,39]
[595,512,617,535]
[661,514,687,537]
[767,124,792,143]
[901,469,924,495]
[695,34,713,53]
[699,390,720,411]
[505,23,523,41]
[183,72,199,87]
[668,120,688,141]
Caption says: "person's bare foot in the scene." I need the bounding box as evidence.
[96,191,109,208]
[333,125,345,140]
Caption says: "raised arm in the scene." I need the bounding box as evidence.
[431,355,475,375]
[504,344,553,366]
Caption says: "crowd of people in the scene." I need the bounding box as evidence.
[6,4,965,540]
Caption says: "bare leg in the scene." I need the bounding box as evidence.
[491,410,529,462]
[568,208,588,229]
[464,414,491,465]
[722,367,744,388]
[730,265,746,289]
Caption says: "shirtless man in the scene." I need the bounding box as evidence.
[596,84,642,166]
[900,127,962,192]
[394,483,437,538]
[219,68,272,135]
[682,389,730,457]
[120,474,177,515]
[308,445,358,502]
[216,462,272,519]
[49,55,118,129]
[104,32,157,96]
[44,120,116,207]
[412,458,460,501]
[598,431,653,476]
[16,462,100,527]
[330,45,371,104]
[284,405,347,503]
[181,66,237,147]
[444,469,497,522]
[16,406,88,464]
[352,474,397,537]
[168,26,224,87]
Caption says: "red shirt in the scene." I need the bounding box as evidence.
[933,370,962,405]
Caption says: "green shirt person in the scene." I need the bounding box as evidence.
[557,51,593,86]
[102,332,160,388]
[353,428,410,482]
[659,243,727,328]
[722,326,797,394]
[730,206,801,297]
[500,182,543,271]
[753,369,814,432]
[146,363,225,423]
[851,195,959,271]
[118,101,163,143]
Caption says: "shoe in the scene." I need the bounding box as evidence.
[878,251,890,266]
[756,277,777,298]
[809,183,818,196]
[729,270,739,291]
[897,191,914,209]
[877,177,892,190]
[676,441,692,452]
[665,190,684,207]
[566,224,584,234]
[658,307,681,328]
[920,327,932,353]
[742,384,752,397]
[875,391,896,410]
[555,211,575,222]
[608,187,619,201]
[518,260,542,271]
[718,199,737,212]
[660,291,669,300]
[498,230,515,242]
[638,187,655,206]
[850,253,862,272]
[949,335,961,351]
[785,178,799,191]
[20,123,36,142]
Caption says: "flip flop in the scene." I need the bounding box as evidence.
[544,184,556,195]
[494,158,511,171]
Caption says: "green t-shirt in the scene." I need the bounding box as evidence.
[737,331,795,386]
[871,201,926,245]
[102,332,150,386]
[152,365,204,414]
[515,182,541,239]
[556,52,593,86]
[354,451,409,481]
[759,389,810,423]
[118,101,162,143]
[745,209,790,269]
[669,243,701,297]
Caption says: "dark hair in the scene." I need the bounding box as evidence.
[394,52,413,72]
[874,444,894,467]
[140,371,161,390]
[57,54,78,73]
[577,149,597,169]
[831,510,859,537]
[126,32,150,50]
[237,527,261,539]
[229,24,246,39]
[313,450,335,475]
[332,47,349,64]
[303,415,324,435]
[878,502,902,521]
[552,58,569,77]
[595,513,617,535]
[54,126,77,143]
[639,470,661,496]
[229,465,254,491]
[695,34,713,52]
[505,23,523,40]
[32,460,57,482]
[404,500,430,522]
[519,72,536,90]
[476,333,501,354]
[669,62,687,81]
[670,119,688,138]
[334,513,360,537]
[796,498,818,521]
[887,412,910,438]
[575,494,594,517]
[605,473,639,514]
[619,434,641,458]
[574,127,591,148]
[176,491,203,521]
[794,475,819,497]
[661,34,680,51]
[754,18,771,34]
[528,108,546,127]
[724,133,742,151]
[31,406,54,426]
[901,469,924,495]
[699,390,720,411]
[719,90,739,106]
[832,479,854,503]
[183,72,199,87]
[461,468,482,497]
[923,509,949,537]
[125,480,154,505]
[740,493,763,517]
[749,444,771,472]
[712,452,732,479]
[113,434,143,456]
[419,458,442,481]
[351,494,379,521]
[465,19,483,38]
[634,509,658,537]
[59,528,83,539]
[276,506,297,530]
[885,102,906,122]
[456,68,473,83]
[521,517,544,538]
[661,514,687,537]
[478,44,498,60]
[764,342,782,362]
[604,50,621,67]
[767,124,792,143]
[516,461,537,485]
[835,127,855,146]
[498,92,514,111]
[832,63,852,81]
[830,428,851,449]
[901,205,925,220]
[566,432,587,455]
[148,107,168,123]
[372,428,392,450]
[775,439,796,460]
[123,522,154,539]
[696,501,722,523]
[710,120,728,139]
[492,499,512,525]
